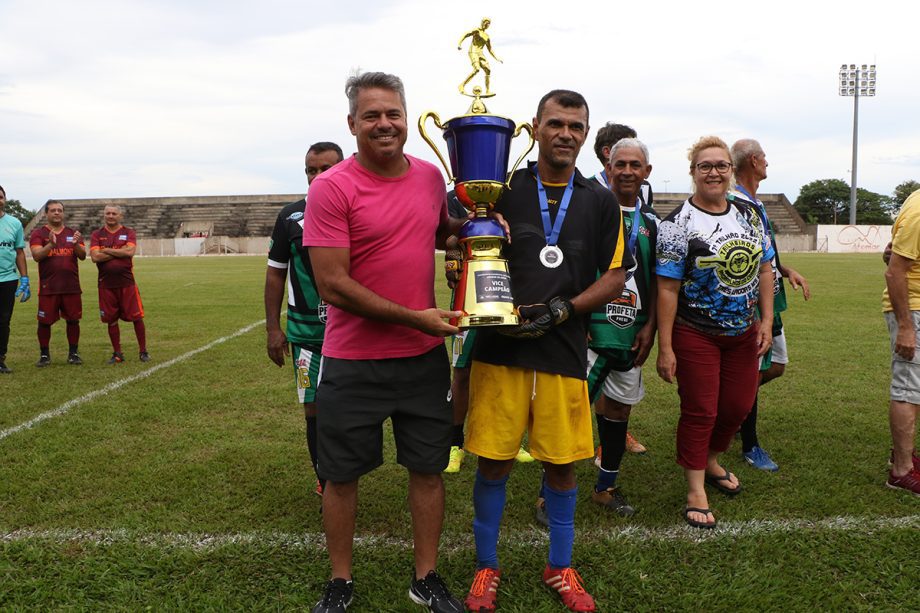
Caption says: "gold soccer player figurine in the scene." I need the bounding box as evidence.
[458,18,502,96]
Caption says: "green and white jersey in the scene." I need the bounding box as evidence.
[588,201,658,351]
[267,199,325,346]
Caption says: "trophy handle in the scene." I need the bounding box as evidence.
[418,111,455,183]
[506,122,535,189]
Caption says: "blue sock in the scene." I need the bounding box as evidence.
[595,467,618,492]
[473,471,508,569]
[544,483,577,569]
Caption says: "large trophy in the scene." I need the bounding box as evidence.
[419,18,534,328]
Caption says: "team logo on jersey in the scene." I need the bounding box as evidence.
[118,234,127,240]
[696,236,762,296]
[606,289,638,328]
[65,236,74,243]
[287,211,304,222]
[317,301,328,324]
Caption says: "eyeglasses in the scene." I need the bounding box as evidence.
[695,161,732,174]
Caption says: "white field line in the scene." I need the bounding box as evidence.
[0,320,266,442]
[2,514,918,551]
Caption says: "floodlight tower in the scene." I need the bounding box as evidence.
[838,63,877,225]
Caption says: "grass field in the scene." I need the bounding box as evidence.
[0,253,918,611]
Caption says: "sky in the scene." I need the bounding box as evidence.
[1,0,918,211]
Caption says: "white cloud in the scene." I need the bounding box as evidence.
[1,0,919,209]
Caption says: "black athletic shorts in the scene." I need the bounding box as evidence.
[315,344,452,482]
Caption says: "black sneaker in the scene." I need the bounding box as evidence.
[139,351,151,362]
[67,353,83,365]
[312,578,353,613]
[36,355,51,368]
[0,359,10,374]
[108,352,125,365]
[409,570,463,613]
[534,496,549,528]
[591,486,636,517]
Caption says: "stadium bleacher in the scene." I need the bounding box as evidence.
[25,194,302,239]
[25,192,808,241]
[652,192,807,234]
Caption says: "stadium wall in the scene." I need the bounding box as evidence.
[774,234,815,252]
[133,234,818,257]
[815,224,892,253]
[136,236,270,256]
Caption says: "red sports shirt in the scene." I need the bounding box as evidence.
[90,225,137,288]
[29,226,83,294]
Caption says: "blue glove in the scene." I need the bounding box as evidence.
[15,276,30,302]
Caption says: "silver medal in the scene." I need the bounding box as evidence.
[539,245,563,268]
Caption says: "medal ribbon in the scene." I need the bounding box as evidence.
[625,198,642,256]
[594,170,609,188]
[536,171,575,248]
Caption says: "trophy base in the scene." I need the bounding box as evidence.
[458,312,520,329]
[452,256,518,329]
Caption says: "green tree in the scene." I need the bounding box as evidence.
[794,179,894,224]
[794,179,850,224]
[893,180,920,207]
[856,188,896,224]
[3,199,36,227]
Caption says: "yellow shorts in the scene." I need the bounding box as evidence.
[465,360,594,464]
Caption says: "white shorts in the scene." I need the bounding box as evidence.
[771,329,789,365]
[602,365,645,406]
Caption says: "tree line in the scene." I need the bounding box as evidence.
[793,179,920,226]
[3,199,36,227]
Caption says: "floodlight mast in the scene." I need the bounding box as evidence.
[839,63,877,225]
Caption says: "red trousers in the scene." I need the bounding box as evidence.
[674,324,760,470]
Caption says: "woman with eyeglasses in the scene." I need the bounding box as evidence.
[654,136,774,529]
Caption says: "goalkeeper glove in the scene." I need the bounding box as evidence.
[444,248,463,289]
[15,276,30,302]
[502,296,574,339]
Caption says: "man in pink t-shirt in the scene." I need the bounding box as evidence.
[303,71,471,613]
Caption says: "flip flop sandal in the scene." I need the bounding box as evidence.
[705,469,742,496]
[683,506,717,529]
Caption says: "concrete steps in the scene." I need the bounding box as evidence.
[26,195,302,239]
[26,191,808,241]
[652,192,807,234]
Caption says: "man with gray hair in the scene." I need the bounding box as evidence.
[729,138,810,471]
[584,122,652,459]
[584,138,659,516]
[590,122,654,212]
[303,71,470,613]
